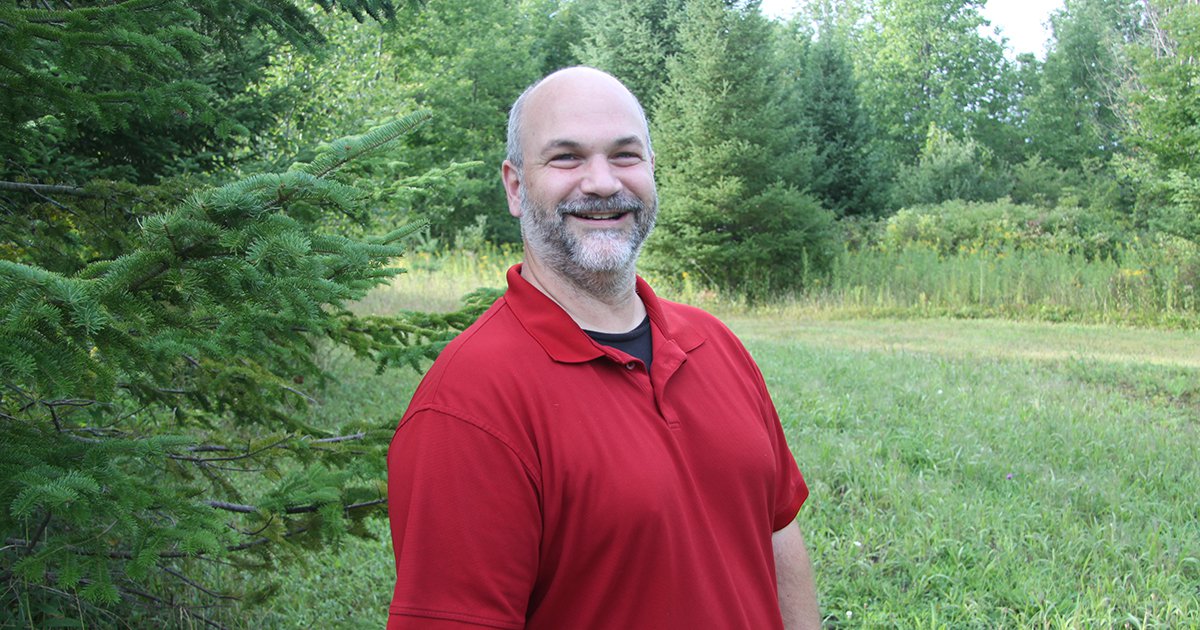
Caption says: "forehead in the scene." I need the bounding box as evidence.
[520,73,648,154]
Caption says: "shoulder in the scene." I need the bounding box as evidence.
[401,294,549,425]
[658,297,749,351]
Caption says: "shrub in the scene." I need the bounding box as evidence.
[891,125,1012,207]
[881,198,1129,260]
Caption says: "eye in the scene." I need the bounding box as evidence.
[611,152,643,166]
[548,153,581,167]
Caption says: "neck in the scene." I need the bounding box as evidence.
[520,255,645,333]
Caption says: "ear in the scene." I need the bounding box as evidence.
[501,160,523,218]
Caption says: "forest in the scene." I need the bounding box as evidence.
[2,0,1198,627]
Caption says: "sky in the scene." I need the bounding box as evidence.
[759,0,1066,59]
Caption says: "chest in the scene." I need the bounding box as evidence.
[519,351,779,539]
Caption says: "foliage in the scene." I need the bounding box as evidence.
[382,0,566,243]
[647,0,838,298]
[0,0,405,188]
[573,0,685,109]
[1021,0,1141,172]
[791,30,888,217]
[853,0,1016,164]
[1123,0,1200,244]
[0,111,492,626]
[880,197,1130,260]
[891,125,1012,207]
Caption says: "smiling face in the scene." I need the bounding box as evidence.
[502,68,657,290]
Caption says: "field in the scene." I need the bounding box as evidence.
[243,253,1200,628]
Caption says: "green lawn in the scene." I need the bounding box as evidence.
[251,314,1199,628]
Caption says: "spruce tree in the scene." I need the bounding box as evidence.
[794,28,888,217]
[573,0,685,109]
[0,113,493,627]
[647,0,837,297]
[0,1,495,625]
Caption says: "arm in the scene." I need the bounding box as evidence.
[773,520,821,630]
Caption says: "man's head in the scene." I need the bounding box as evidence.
[502,67,657,294]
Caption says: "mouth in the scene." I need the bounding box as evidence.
[557,194,645,224]
[567,211,632,221]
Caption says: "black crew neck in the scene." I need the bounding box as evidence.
[584,315,652,370]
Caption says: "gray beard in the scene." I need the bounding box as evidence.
[519,188,657,299]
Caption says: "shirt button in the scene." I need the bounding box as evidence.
[624,362,636,370]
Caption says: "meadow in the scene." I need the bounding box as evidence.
[240,248,1199,628]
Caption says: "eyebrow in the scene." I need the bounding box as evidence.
[539,135,646,156]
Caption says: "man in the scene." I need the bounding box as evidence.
[388,66,820,629]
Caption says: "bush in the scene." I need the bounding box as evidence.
[881,198,1130,260]
[891,125,1012,207]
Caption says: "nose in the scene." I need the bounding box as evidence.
[579,158,622,197]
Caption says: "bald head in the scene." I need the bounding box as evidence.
[506,67,653,170]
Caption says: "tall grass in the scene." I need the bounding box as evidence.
[796,244,1200,327]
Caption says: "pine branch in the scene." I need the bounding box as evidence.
[296,111,432,179]
[168,437,290,463]
[4,497,386,559]
[158,565,239,601]
[206,497,385,515]
[164,430,370,465]
[0,180,90,196]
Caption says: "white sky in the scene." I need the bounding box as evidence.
[759,0,1065,59]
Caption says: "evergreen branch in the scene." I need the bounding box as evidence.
[158,565,239,601]
[168,437,290,463]
[310,432,365,444]
[205,497,385,516]
[6,493,384,562]
[172,432,367,457]
[8,574,126,627]
[0,180,90,196]
[297,111,432,179]
[281,384,317,405]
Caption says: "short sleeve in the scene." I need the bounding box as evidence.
[770,412,807,531]
[760,385,807,532]
[387,408,542,630]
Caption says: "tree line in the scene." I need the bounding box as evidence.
[2,0,1197,625]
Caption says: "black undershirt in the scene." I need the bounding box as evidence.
[584,315,652,371]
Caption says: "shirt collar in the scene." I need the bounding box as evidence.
[503,263,704,363]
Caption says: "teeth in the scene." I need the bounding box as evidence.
[579,213,622,220]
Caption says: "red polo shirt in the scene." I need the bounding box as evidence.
[387,265,807,629]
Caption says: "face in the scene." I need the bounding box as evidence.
[503,70,658,281]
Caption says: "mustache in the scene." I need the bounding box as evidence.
[557,194,646,215]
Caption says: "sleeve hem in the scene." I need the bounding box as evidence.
[389,606,524,630]
[772,477,809,532]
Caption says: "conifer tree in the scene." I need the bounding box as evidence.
[0,113,493,626]
[573,0,685,109]
[0,1,494,625]
[793,27,888,217]
[647,0,837,297]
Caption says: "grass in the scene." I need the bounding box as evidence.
[236,249,1199,628]
[747,326,1199,627]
